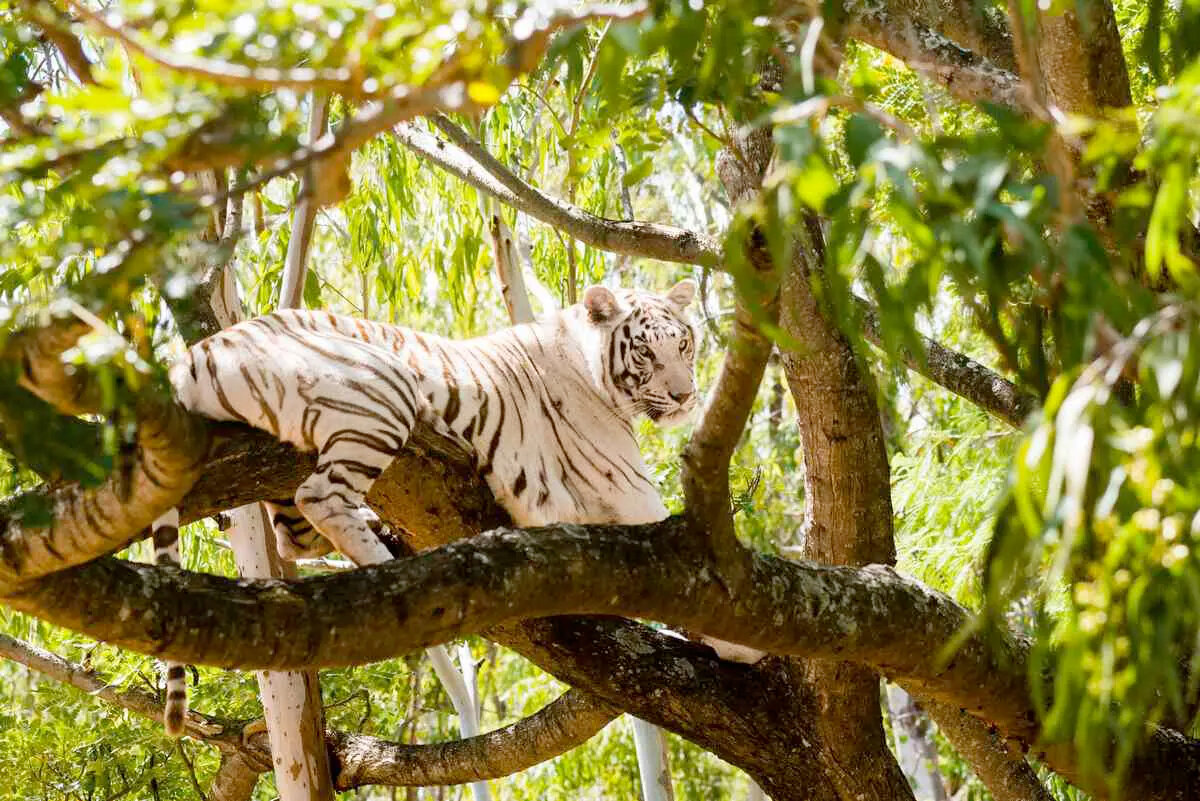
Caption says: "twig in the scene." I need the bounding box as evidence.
[17,1,96,85]
[561,23,612,304]
[568,21,612,138]
[64,0,362,97]
[684,105,732,149]
[176,741,209,801]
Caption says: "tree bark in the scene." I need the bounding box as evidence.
[1030,0,1132,113]
[209,754,263,801]
[779,213,912,801]
[924,701,1054,801]
[227,505,335,801]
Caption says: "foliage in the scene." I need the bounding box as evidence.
[2,0,1200,799]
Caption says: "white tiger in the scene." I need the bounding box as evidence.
[154,280,699,734]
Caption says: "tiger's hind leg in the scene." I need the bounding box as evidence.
[264,499,334,560]
[294,440,397,565]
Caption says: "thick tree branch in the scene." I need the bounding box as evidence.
[681,301,775,563]
[330,690,618,789]
[855,297,1039,427]
[208,754,262,801]
[0,524,1043,745]
[837,4,1025,109]
[490,616,842,801]
[182,81,481,186]
[781,2,1021,109]
[923,0,1015,73]
[0,321,209,583]
[394,121,722,267]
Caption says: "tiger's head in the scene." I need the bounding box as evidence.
[581,279,699,426]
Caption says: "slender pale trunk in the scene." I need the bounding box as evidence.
[885,685,947,801]
[631,717,675,801]
[220,90,336,801]
[278,93,330,309]
[427,645,491,801]
[227,505,334,801]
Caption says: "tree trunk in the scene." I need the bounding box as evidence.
[779,213,914,801]
[227,504,335,801]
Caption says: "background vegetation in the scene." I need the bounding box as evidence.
[3,0,1200,799]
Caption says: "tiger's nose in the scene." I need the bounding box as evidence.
[669,390,692,404]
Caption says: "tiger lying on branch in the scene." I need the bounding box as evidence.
[152,280,700,734]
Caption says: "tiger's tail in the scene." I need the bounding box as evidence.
[151,509,188,737]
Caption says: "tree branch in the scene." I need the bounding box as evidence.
[681,300,774,565]
[819,2,1026,110]
[681,127,777,573]
[855,297,1039,427]
[0,320,209,584]
[923,700,1054,801]
[394,121,722,267]
[330,690,618,789]
[0,522,1019,720]
[208,754,262,801]
[0,632,230,741]
[0,628,618,792]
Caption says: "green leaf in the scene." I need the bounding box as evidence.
[843,112,884,167]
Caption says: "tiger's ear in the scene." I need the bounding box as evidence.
[583,285,620,324]
[664,279,697,309]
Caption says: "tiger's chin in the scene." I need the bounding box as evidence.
[647,404,696,427]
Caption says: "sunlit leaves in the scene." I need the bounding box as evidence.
[987,304,1200,787]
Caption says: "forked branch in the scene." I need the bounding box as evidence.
[0,631,618,791]
[395,121,722,267]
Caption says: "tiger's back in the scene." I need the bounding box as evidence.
[170,281,697,541]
